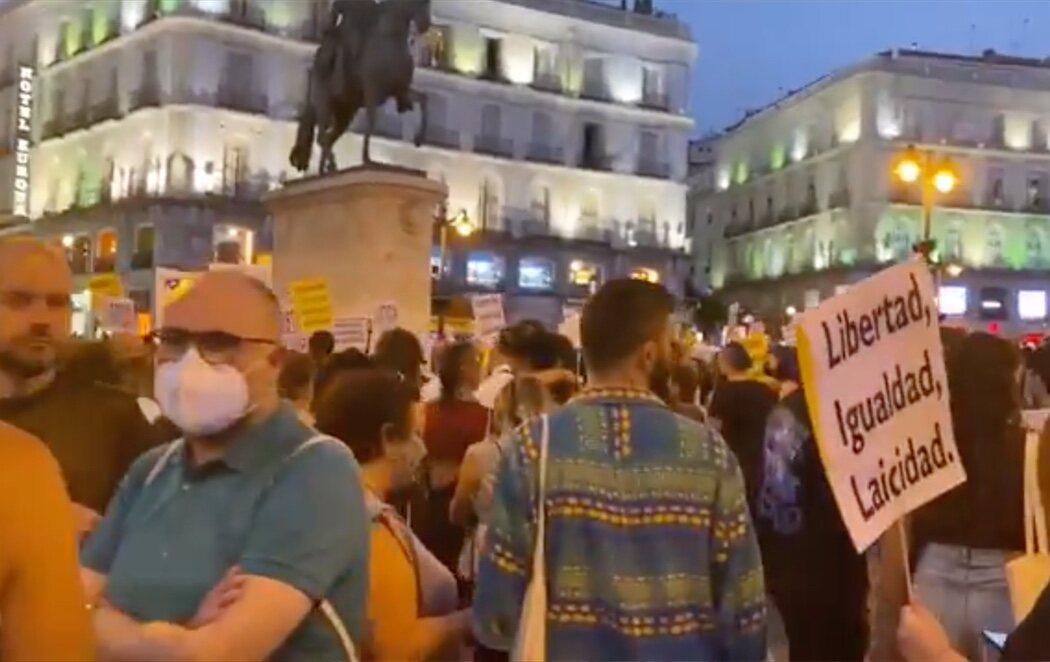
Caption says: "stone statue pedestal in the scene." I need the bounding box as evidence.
[265,166,445,340]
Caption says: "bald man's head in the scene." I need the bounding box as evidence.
[0,238,73,381]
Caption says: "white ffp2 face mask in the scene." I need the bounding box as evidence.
[155,347,251,437]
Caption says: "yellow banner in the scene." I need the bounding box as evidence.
[87,273,123,298]
[289,278,333,333]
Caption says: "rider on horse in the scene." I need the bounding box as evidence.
[317,0,379,99]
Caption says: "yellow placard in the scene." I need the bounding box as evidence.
[87,273,124,298]
[288,278,333,333]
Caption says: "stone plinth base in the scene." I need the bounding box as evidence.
[265,166,445,340]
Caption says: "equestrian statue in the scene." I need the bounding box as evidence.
[289,0,431,173]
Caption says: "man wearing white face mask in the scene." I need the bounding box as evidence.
[80,271,370,662]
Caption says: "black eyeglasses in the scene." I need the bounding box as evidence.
[154,329,275,364]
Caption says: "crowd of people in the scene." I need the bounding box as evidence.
[1,233,1049,661]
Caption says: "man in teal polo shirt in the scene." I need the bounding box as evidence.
[81,271,369,661]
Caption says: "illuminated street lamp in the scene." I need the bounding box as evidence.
[435,205,475,280]
[892,145,960,264]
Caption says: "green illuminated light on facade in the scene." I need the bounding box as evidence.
[63,18,83,58]
[92,7,112,46]
[734,161,749,185]
[770,144,785,171]
[159,0,182,15]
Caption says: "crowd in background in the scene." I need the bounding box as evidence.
[1,234,1049,661]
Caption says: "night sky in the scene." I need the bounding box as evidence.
[670,0,1050,134]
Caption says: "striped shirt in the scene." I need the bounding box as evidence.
[472,388,767,660]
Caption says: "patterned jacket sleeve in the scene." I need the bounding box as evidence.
[471,420,540,651]
[709,444,768,660]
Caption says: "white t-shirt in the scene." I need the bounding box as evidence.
[474,365,514,409]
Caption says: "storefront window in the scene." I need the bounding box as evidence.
[466,251,505,288]
[519,257,555,290]
[569,260,601,290]
[630,267,660,283]
[938,286,967,316]
[1019,289,1047,320]
[978,286,1008,321]
[213,225,254,264]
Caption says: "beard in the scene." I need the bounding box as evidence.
[0,340,56,380]
[648,359,673,404]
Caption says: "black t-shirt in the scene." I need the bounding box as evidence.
[755,389,867,599]
[709,379,777,500]
[0,374,166,512]
[1004,583,1050,660]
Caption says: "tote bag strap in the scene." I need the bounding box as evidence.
[531,415,550,581]
[1024,430,1048,554]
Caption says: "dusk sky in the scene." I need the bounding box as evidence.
[671,0,1050,135]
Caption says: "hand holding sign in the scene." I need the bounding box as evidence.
[797,261,966,552]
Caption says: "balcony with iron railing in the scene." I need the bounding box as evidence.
[1024,196,1050,214]
[526,142,564,165]
[639,90,670,111]
[89,96,122,124]
[215,85,269,114]
[41,115,68,141]
[373,114,404,140]
[828,188,852,209]
[576,222,612,244]
[66,105,91,133]
[129,84,162,111]
[580,77,611,102]
[579,152,613,172]
[531,70,562,93]
[474,134,514,158]
[636,157,670,179]
[422,125,460,149]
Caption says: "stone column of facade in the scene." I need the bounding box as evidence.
[265,167,446,339]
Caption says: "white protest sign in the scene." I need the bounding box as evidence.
[559,312,582,349]
[95,296,138,334]
[471,294,506,340]
[374,302,399,336]
[797,260,966,552]
[332,316,371,351]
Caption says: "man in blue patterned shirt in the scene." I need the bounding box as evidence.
[473,279,767,660]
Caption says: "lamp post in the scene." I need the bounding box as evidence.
[436,207,475,278]
[433,206,475,336]
[892,145,960,264]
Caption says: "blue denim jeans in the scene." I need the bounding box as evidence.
[915,543,1017,660]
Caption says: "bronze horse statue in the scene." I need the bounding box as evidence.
[290,0,431,173]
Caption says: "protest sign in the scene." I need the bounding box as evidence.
[154,268,202,329]
[797,261,966,552]
[332,316,371,351]
[374,302,399,336]
[471,294,505,340]
[559,312,582,348]
[288,278,334,333]
[95,296,137,334]
[88,273,124,299]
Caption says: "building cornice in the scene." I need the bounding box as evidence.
[40,13,691,129]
